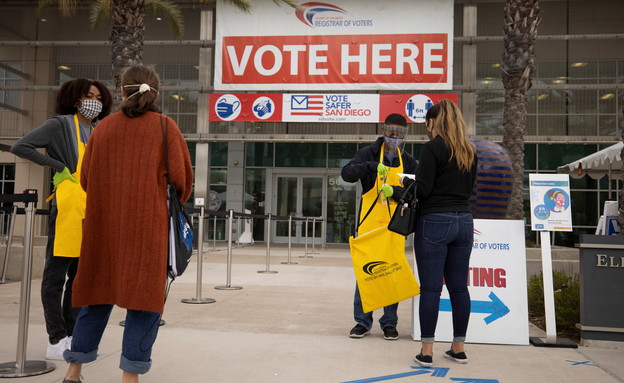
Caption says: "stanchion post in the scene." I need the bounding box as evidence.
[311,217,317,255]
[282,215,297,265]
[215,210,242,290]
[212,215,217,250]
[0,191,55,378]
[258,213,278,274]
[182,199,216,304]
[1,205,18,284]
[300,217,311,258]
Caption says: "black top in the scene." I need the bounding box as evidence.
[408,135,477,215]
[341,136,418,200]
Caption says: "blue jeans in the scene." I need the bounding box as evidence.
[353,284,398,330]
[63,305,161,374]
[413,212,473,343]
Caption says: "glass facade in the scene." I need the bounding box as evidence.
[1,1,623,246]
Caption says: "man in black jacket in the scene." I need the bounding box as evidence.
[341,113,418,340]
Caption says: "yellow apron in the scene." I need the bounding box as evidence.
[357,145,404,236]
[350,145,419,312]
[53,114,88,257]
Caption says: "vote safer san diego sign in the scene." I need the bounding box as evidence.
[208,93,457,123]
[214,0,453,91]
[411,219,530,345]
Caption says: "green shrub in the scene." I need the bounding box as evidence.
[527,270,580,339]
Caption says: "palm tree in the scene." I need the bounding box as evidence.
[501,0,540,220]
[38,0,295,100]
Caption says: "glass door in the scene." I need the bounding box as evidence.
[273,174,324,244]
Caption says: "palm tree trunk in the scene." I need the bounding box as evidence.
[110,0,147,101]
[501,0,540,220]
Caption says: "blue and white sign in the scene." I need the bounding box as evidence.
[405,94,433,123]
[252,96,275,119]
[215,94,241,121]
[411,219,529,345]
[529,173,573,231]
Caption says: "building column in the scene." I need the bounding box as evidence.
[462,2,477,135]
[194,9,214,203]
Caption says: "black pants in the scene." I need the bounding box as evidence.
[40,205,81,343]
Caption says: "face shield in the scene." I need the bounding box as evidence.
[382,124,408,151]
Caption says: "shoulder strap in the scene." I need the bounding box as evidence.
[160,114,171,184]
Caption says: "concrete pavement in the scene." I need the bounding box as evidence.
[0,243,622,382]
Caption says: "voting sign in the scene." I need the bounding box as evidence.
[215,0,453,91]
[411,219,529,345]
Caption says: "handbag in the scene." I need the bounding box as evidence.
[388,181,417,236]
[161,115,194,280]
[349,226,420,313]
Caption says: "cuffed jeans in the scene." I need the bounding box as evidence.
[64,305,161,374]
[41,205,81,343]
[353,284,398,330]
[413,212,473,343]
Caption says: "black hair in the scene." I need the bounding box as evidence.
[55,78,113,120]
[384,113,407,127]
[119,65,161,118]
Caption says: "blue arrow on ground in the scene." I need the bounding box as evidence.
[439,291,509,324]
[341,367,449,382]
[450,378,500,383]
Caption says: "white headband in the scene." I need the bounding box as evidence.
[123,83,158,98]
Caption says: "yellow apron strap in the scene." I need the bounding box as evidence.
[357,143,405,235]
[52,115,88,258]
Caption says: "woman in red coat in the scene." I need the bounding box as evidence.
[62,65,193,383]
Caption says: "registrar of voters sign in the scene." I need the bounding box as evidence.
[529,173,573,232]
[411,219,529,345]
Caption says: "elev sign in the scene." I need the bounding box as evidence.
[215,0,453,91]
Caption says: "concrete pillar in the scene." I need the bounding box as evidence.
[462,2,477,135]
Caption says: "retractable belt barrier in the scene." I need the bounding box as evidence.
[0,190,56,378]
[184,209,323,294]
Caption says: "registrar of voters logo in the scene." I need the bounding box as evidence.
[295,2,349,27]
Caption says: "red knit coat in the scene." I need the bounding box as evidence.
[72,111,193,313]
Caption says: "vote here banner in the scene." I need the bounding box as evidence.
[214,0,453,91]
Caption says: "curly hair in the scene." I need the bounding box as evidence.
[55,78,112,120]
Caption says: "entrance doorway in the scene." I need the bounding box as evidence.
[272,174,324,244]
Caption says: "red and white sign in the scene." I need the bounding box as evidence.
[215,0,453,91]
[209,93,458,123]
[411,219,529,345]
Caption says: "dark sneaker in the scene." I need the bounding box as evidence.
[349,324,370,338]
[382,326,399,340]
[414,353,433,367]
[444,349,468,364]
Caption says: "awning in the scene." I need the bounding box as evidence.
[557,142,624,180]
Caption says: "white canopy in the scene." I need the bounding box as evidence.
[557,142,624,180]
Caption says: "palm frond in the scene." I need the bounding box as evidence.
[147,0,184,40]
[59,0,78,17]
[211,0,252,13]
[36,0,57,18]
[272,0,297,9]
[89,0,112,31]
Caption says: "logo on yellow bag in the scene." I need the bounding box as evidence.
[363,261,389,275]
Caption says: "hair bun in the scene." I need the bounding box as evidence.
[139,83,150,94]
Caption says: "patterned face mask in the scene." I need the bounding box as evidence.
[78,99,102,121]
[384,135,404,151]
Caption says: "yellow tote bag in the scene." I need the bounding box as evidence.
[349,226,420,313]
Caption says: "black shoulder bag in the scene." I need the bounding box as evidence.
[388,181,417,236]
[161,115,194,280]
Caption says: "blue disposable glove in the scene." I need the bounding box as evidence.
[377,163,390,176]
[53,167,78,187]
[379,184,393,198]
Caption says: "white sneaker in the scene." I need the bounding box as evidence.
[46,336,70,360]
